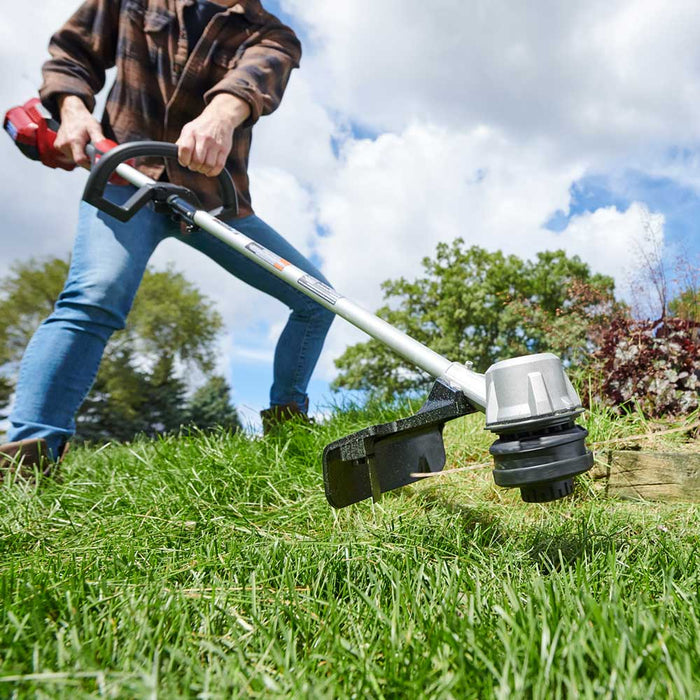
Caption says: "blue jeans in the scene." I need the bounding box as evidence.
[8,185,334,457]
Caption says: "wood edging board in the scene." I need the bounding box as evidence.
[590,449,700,502]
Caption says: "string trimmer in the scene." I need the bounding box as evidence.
[5,98,594,508]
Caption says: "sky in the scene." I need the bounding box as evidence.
[1,0,699,430]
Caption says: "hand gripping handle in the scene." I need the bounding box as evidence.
[83,141,239,222]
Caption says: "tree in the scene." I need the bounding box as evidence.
[125,267,222,371]
[141,354,189,436]
[0,257,232,442]
[185,375,241,433]
[0,258,70,422]
[669,287,699,326]
[332,240,616,398]
[627,207,700,325]
[500,277,622,372]
[627,209,669,320]
[76,347,153,442]
[0,378,11,418]
[0,258,70,360]
[0,324,12,416]
[76,352,191,443]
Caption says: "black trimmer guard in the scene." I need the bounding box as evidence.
[323,380,477,508]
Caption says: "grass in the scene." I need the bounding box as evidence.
[0,401,698,698]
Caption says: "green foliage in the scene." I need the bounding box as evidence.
[126,266,222,372]
[144,354,189,435]
[0,258,69,359]
[0,378,11,418]
[76,353,191,443]
[0,258,70,427]
[334,241,616,397]
[76,348,152,443]
[0,257,232,442]
[503,277,623,379]
[670,286,700,324]
[185,374,241,433]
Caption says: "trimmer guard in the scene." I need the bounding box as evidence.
[323,380,477,508]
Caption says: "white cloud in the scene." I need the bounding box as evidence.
[555,203,665,298]
[248,167,316,257]
[307,123,659,379]
[230,345,275,363]
[250,73,340,186]
[280,0,700,153]
[0,1,90,272]
[314,122,585,309]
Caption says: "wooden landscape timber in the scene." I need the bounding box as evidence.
[591,447,700,502]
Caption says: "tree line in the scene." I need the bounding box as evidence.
[0,258,240,442]
[332,240,699,417]
[2,242,697,440]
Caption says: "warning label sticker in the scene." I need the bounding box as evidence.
[246,242,290,272]
[298,276,340,305]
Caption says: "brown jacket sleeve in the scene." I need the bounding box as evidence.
[204,23,302,128]
[39,0,119,118]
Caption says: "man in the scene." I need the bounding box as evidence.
[0,0,334,476]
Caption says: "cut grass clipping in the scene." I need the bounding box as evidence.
[1,402,699,698]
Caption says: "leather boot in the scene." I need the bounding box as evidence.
[260,399,313,436]
[0,438,68,483]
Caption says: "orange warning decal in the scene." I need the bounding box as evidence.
[246,242,289,272]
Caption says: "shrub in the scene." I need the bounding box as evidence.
[586,316,699,417]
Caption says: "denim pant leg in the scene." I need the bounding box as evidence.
[8,186,168,457]
[177,215,335,408]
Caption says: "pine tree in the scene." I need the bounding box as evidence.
[185,375,241,433]
[141,355,188,436]
[77,347,152,443]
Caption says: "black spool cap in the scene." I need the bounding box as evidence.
[490,418,594,503]
[520,478,574,503]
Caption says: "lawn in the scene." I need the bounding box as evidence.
[1,401,698,698]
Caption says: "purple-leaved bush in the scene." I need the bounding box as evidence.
[588,317,699,417]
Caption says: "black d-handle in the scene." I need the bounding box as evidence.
[83,141,239,222]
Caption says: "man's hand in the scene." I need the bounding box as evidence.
[54,95,106,168]
[176,94,251,177]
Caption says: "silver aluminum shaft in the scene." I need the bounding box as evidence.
[111,161,489,408]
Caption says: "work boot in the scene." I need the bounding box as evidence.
[261,399,313,436]
[0,438,68,483]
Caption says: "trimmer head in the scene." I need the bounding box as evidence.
[489,416,593,502]
[484,354,593,502]
[324,354,594,508]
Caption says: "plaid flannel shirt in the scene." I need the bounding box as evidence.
[40,0,302,216]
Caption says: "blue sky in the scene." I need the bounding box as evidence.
[548,171,700,260]
[263,0,295,27]
[1,0,699,432]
